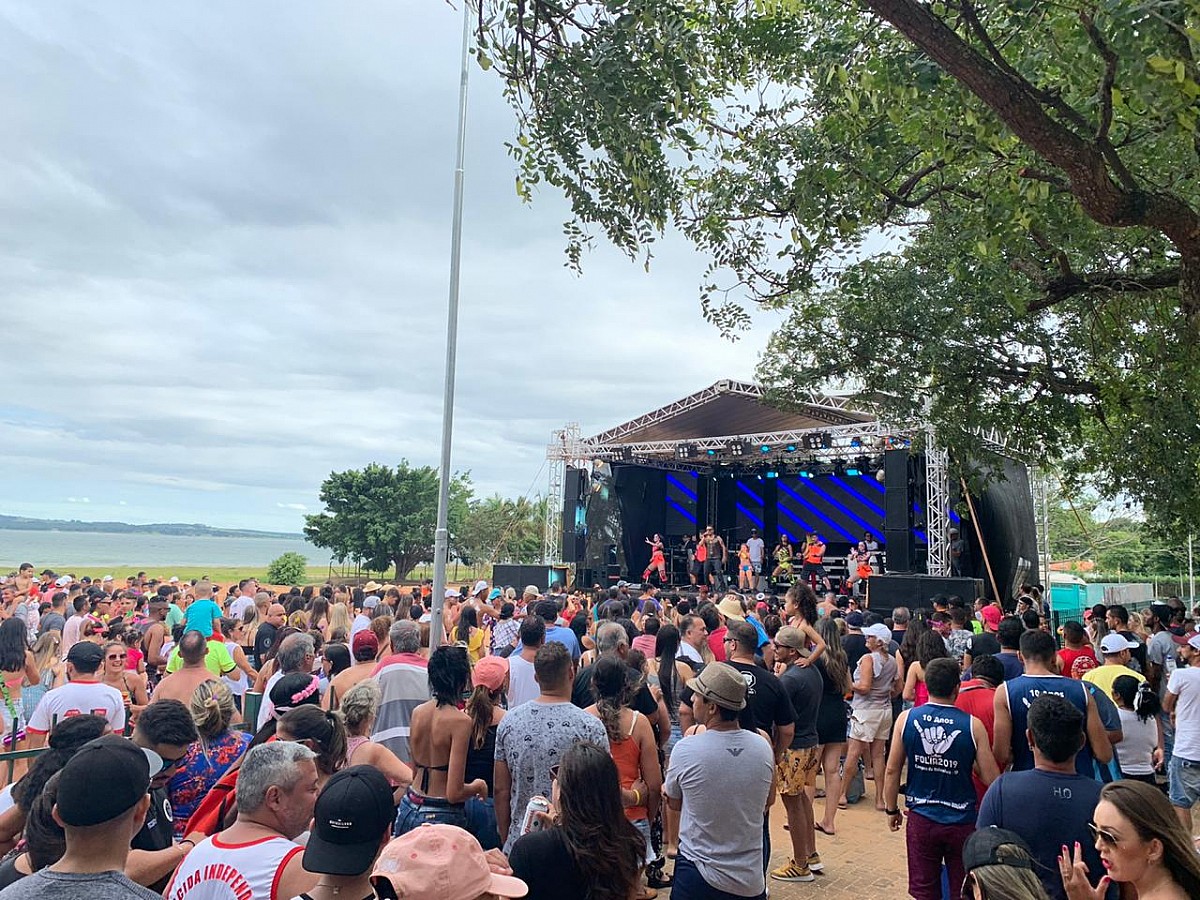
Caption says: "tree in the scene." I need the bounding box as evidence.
[304,462,473,580]
[476,0,1200,534]
[457,495,547,571]
[266,552,308,586]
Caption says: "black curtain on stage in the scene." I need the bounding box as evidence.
[614,465,666,578]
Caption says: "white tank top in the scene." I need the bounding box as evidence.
[166,833,302,900]
[223,641,247,696]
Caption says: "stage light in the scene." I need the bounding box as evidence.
[760,445,771,454]
[706,448,718,457]
[615,447,633,461]
[727,440,748,458]
[832,458,846,477]
[846,467,862,476]
[765,470,779,479]
[850,437,863,448]
[676,443,697,460]
[799,469,814,479]
[785,443,797,453]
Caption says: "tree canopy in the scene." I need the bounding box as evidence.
[477,0,1200,534]
[304,462,473,579]
[456,494,547,571]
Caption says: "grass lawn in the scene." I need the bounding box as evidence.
[28,563,486,587]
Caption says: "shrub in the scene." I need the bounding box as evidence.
[266,552,307,585]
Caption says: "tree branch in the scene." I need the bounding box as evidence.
[1029,268,1182,311]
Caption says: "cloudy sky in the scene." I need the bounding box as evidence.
[0,2,776,533]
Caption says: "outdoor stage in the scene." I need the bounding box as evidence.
[544,380,1038,603]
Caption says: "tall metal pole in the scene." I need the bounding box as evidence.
[431,0,472,650]
[1189,534,1195,607]
[1040,472,1052,588]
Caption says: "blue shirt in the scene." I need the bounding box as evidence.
[996,651,1025,681]
[544,624,581,662]
[183,598,223,638]
[902,703,978,824]
[1003,674,1094,777]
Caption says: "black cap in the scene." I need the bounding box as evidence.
[66,641,104,668]
[303,766,394,875]
[55,735,162,826]
[962,827,1034,874]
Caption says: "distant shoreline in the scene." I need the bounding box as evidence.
[0,514,302,540]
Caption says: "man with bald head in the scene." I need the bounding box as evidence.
[150,630,217,705]
[254,602,287,668]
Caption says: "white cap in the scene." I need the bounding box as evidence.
[472,579,489,596]
[1100,633,1139,654]
[1187,633,1200,651]
[445,588,459,599]
[101,575,113,583]
[863,624,892,643]
[54,576,71,587]
[168,576,179,583]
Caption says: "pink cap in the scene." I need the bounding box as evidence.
[371,825,527,899]
[472,655,509,693]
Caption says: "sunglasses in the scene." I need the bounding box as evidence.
[159,753,187,771]
[107,653,127,661]
[1088,822,1121,846]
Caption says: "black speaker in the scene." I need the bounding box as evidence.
[885,528,913,574]
[491,564,569,592]
[606,563,622,584]
[561,467,588,563]
[866,574,984,614]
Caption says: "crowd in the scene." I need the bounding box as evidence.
[0,561,1198,900]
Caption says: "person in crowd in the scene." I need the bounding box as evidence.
[1083,633,1146,702]
[0,735,164,900]
[664,663,773,900]
[464,655,508,850]
[126,699,201,890]
[490,602,520,657]
[574,623,667,743]
[20,634,62,726]
[495,641,609,854]
[167,681,251,838]
[1058,621,1099,679]
[166,743,319,900]
[961,827,1050,900]
[770,626,824,884]
[100,640,148,721]
[676,615,709,671]
[256,632,316,729]
[298,766,395,900]
[218,618,256,710]
[0,772,64,887]
[1110,674,1162,785]
[979,694,1108,900]
[326,630,379,709]
[813,615,850,836]
[943,606,974,663]
[505,616,543,709]
[26,642,125,745]
[903,629,951,708]
[839,623,899,810]
[988,616,1025,681]
[1163,630,1200,831]
[150,631,217,705]
[140,597,170,683]
[396,646,486,835]
[451,606,489,664]
[371,620,429,764]
[993,629,1111,776]
[650,622,691,859]
[275,705,346,788]
[841,610,869,672]
[1059,779,1200,900]
[181,582,222,639]
[370,823,527,900]
[1104,605,1147,672]
[0,620,37,755]
[253,603,286,668]
[535,599,581,662]
[337,679,413,791]
[781,583,827,667]
[584,656,661,896]
[884,657,999,900]
[508,740,644,900]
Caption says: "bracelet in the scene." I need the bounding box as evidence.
[885,808,901,816]
[632,789,641,806]
[179,839,195,850]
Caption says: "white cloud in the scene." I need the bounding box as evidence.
[277,503,308,512]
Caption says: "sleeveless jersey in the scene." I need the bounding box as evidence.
[1004,674,1094,776]
[166,833,302,900]
[902,703,978,824]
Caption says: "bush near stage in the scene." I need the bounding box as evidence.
[267,552,308,586]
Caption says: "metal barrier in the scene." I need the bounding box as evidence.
[243,692,262,732]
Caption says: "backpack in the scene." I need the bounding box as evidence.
[182,765,240,837]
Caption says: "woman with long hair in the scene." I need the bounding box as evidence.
[325,602,352,643]
[963,829,1050,900]
[100,639,148,722]
[650,623,690,859]
[897,615,931,689]
[903,629,951,707]
[167,680,251,837]
[337,679,412,794]
[463,655,509,850]
[1060,779,1200,900]
[451,606,487,664]
[20,634,63,725]
[814,615,851,834]
[584,657,661,898]
[395,646,487,834]
[0,619,37,758]
[307,597,330,634]
[781,583,827,667]
[509,741,645,900]
[219,618,258,711]
[1111,675,1163,786]
[276,704,347,787]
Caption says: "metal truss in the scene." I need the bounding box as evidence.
[924,427,952,576]
[543,423,580,565]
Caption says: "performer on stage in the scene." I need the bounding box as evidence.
[845,540,874,595]
[682,533,699,586]
[771,534,795,580]
[737,542,754,590]
[690,533,705,586]
[643,533,667,585]
[700,525,728,591]
[800,532,832,591]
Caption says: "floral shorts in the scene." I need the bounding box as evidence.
[775,746,819,796]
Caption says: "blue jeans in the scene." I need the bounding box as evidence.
[1168,756,1200,809]
[464,796,500,850]
[394,790,466,836]
[673,857,765,900]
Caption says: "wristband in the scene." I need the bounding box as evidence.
[179,839,195,850]
[632,789,642,806]
[885,808,901,816]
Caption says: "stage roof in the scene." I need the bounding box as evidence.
[585,380,875,446]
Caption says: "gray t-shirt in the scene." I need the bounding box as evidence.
[0,869,161,900]
[780,663,822,750]
[663,728,773,897]
[495,700,608,854]
[1146,630,1178,697]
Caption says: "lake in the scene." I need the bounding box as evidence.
[0,529,324,569]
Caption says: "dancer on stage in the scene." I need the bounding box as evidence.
[800,532,832,591]
[845,540,874,595]
[643,533,668,585]
[737,542,754,590]
[771,534,795,581]
[682,533,699,586]
[700,525,728,591]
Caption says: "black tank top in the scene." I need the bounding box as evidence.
[464,724,498,793]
